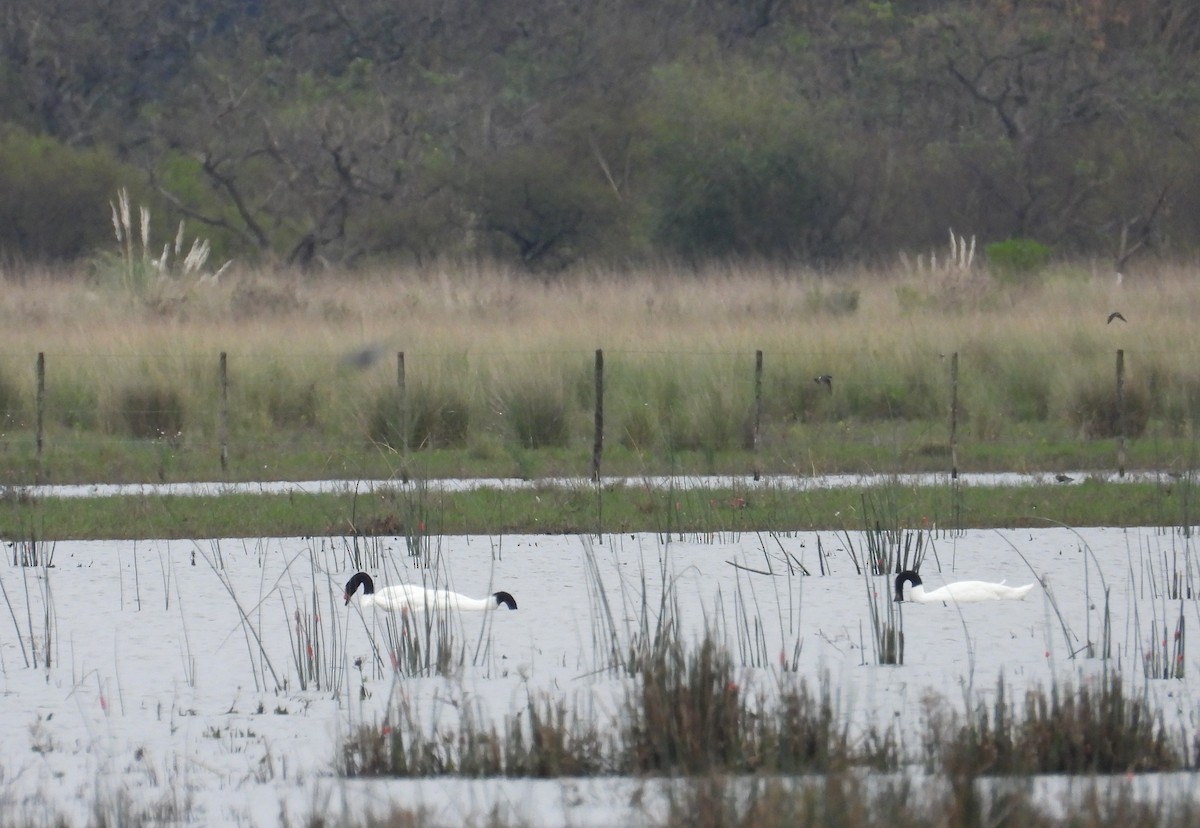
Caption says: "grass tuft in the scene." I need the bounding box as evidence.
[118,384,184,439]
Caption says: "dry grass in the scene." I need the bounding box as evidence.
[3,258,1200,481]
[6,258,1198,359]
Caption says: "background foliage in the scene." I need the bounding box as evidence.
[1,0,1198,269]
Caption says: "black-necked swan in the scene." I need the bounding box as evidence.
[343,572,518,611]
[893,569,1035,604]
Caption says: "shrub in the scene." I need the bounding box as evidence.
[985,238,1053,283]
[619,402,657,451]
[48,381,99,431]
[1069,381,1150,439]
[843,371,942,421]
[644,59,839,260]
[939,675,1181,775]
[805,287,860,316]
[370,386,470,451]
[259,370,319,429]
[230,278,303,319]
[502,381,571,449]
[1003,369,1053,422]
[118,384,185,438]
[0,126,133,260]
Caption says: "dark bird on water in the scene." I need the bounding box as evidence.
[1055,473,1074,483]
[1107,311,1127,324]
[814,374,833,392]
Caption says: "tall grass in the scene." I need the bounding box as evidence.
[5,261,1200,483]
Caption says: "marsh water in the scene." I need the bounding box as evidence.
[1,526,1198,825]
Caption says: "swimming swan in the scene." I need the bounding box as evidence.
[343,572,517,611]
[893,569,1035,604]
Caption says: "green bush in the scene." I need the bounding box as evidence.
[370,386,471,451]
[0,126,135,260]
[984,238,1053,282]
[644,59,838,260]
[48,381,99,431]
[258,370,319,429]
[1069,381,1149,439]
[1003,370,1053,422]
[843,371,942,421]
[465,143,624,268]
[503,381,571,449]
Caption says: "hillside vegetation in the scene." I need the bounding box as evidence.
[1,0,1199,268]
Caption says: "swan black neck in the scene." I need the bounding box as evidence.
[345,572,375,604]
[492,591,518,610]
[894,570,923,602]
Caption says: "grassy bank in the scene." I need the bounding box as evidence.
[2,477,1195,540]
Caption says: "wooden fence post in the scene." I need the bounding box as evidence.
[397,351,408,461]
[219,352,229,472]
[35,352,45,470]
[753,349,763,481]
[592,349,604,483]
[1116,349,1126,477]
[949,352,959,480]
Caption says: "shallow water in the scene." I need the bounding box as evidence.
[8,468,1172,500]
[0,527,1197,825]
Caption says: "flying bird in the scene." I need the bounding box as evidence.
[1055,473,1074,483]
[814,374,833,392]
[341,344,388,370]
[1107,311,1127,324]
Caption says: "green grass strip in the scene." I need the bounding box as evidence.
[0,479,1191,540]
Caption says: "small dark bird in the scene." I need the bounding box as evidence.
[1055,473,1074,483]
[814,374,833,392]
[342,344,388,370]
[1107,311,1127,324]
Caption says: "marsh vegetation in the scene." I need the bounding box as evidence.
[1,259,1198,490]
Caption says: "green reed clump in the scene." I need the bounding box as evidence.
[281,555,344,695]
[841,366,942,421]
[497,696,610,776]
[117,383,184,438]
[865,574,904,666]
[502,378,571,448]
[939,674,1183,776]
[342,692,610,777]
[660,773,955,828]
[342,627,877,779]
[0,369,22,427]
[656,770,1200,828]
[46,378,99,430]
[609,357,750,456]
[1069,380,1150,439]
[1144,612,1185,680]
[624,633,745,773]
[384,605,464,678]
[370,385,471,451]
[843,489,931,576]
[251,366,320,429]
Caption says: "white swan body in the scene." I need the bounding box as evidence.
[344,572,517,612]
[894,569,1034,604]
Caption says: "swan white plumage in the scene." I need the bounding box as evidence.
[893,569,1035,604]
[343,572,518,611]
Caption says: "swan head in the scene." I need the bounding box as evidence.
[344,572,375,605]
[492,591,518,610]
[894,570,922,602]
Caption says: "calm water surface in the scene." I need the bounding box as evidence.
[0,527,1196,824]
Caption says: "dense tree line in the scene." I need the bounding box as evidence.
[1,0,1198,269]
